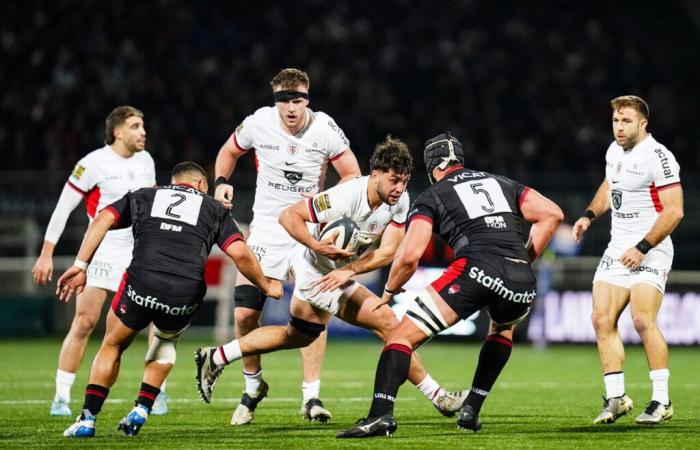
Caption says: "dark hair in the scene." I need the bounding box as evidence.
[270,68,310,91]
[171,161,207,179]
[369,135,413,175]
[611,95,650,120]
[104,105,143,144]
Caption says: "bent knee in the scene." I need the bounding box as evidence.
[631,314,655,334]
[234,309,261,333]
[72,311,100,336]
[591,312,616,334]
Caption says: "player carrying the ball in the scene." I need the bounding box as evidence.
[196,136,468,418]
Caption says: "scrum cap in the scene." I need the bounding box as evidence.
[423,132,464,184]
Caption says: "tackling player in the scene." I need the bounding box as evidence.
[58,162,282,438]
[213,68,361,423]
[196,137,468,419]
[572,96,683,425]
[337,133,563,438]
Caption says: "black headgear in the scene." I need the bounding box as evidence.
[423,132,464,184]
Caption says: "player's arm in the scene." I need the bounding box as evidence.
[380,219,434,305]
[519,188,565,262]
[56,209,116,302]
[330,149,361,183]
[224,241,282,299]
[32,183,86,285]
[312,224,405,293]
[618,184,683,270]
[214,133,249,208]
[572,180,610,242]
[278,199,354,260]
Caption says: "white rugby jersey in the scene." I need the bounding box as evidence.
[63,145,155,242]
[605,134,681,251]
[233,106,349,220]
[303,176,409,272]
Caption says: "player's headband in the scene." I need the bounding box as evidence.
[273,90,309,103]
[424,132,464,184]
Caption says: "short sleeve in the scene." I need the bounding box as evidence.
[306,185,351,224]
[651,147,681,189]
[390,192,411,227]
[323,115,350,160]
[516,183,532,213]
[232,115,255,151]
[406,191,436,229]
[104,192,133,229]
[67,155,96,194]
[217,210,245,252]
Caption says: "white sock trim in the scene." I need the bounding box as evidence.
[415,374,440,399]
[55,369,76,401]
[603,372,625,399]
[302,379,321,401]
[650,368,670,405]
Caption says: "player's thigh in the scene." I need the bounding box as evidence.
[102,309,140,350]
[338,285,398,334]
[290,295,332,325]
[629,282,664,321]
[75,286,109,319]
[592,281,630,323]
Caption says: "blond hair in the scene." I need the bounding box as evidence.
[610,95,649,120]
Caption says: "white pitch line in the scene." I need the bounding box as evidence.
[0,397,389,405]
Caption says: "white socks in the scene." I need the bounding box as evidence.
[243,369,264,396]
[302,379,321,402]
[603,372,625,399]
[55,369,76,401]
[160,379,167,394]
[650,368,670,405]
[416,374,441,400]
[213,340,242,366]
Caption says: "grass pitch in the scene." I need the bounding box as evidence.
[0,337,697,449]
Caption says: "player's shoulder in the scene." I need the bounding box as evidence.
[248,106,275,123]
[78,144,111,163]
[641,134,676,159]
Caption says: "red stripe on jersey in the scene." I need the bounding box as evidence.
[232,132,250,151]
[329,150,346,162]
[410,215,433,226]
[649,183,663,212]
[389,220,405,228]
[85,186,101,218]
[307,198,319,223]
[657,181,681,192]
[431,258,468,292]
[111,272,129,312]
[443,165,464,176]
[518,187,532,209]
[104,206,120,226]
[66,181,87,196]
[221,233,244,252]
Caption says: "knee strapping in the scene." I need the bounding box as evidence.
[405,290,449,338]
[289,316,325,338]
[145,327,184,365]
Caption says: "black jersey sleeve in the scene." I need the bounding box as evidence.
[104,192,133,229]
[406,190,437,230]
[217,210,245,252]
[515,183,532,216]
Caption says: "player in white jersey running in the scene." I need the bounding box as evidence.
[212,68,361,424]
[31,106,164,416]
[573,96,684,425]
[196,137,467,419]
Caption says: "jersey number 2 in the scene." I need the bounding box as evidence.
[151,189,203,226]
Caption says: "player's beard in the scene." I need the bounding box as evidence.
[376,182,397,206]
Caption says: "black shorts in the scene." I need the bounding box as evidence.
[111,268,207,331]
[431,254,537,325]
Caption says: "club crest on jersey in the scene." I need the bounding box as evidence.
[615,162,623,174]
[287,144,299,156]
[448,284,461,295]
[367,222,378,233]
[284,170,302,185]
[611,189,622,210]
[72,164,86,180]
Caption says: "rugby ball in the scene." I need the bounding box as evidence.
[319,216,359,251]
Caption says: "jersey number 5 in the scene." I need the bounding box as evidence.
[453,178,512,218]
[151,189,204,226]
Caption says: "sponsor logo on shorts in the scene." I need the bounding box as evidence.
[448,284,460,295]
[313,193,331,212]
[631,265,659,275]
[468,266,535,303]
[87,260,113,279]
[484,215,507,229]
[126,284,198,316]
[249,245,266,262]
[598,254,614,271]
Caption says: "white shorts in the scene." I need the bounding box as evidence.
[592,244,672,293]
[247,218,302,280]
[291,248,360,315]
[86,236,133,292]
